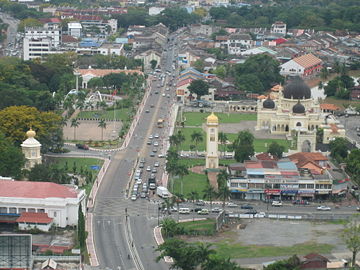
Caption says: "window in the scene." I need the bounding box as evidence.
[299,184,306,188]
[9,207,17,214]
[28,208,36,213]
[37,209,45,213]
[230,183,238,187]
[53,212,57,217]
[0,207,7,214]
[19,208,26,213]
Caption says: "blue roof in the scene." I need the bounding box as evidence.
[246,168,264,175]
[115,38,129,44]
[79,41,101,47]
[277,161,297,170]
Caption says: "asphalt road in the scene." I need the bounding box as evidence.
[92,32,181,270]
[0,12,20,56]
[338,115,360,145]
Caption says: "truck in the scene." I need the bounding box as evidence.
[156,186,170,198]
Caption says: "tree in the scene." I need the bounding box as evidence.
[320,67,329,80]
[71,118,80,141]
[18,18,42,32]
[187,80,210,100]
[160,218,182,238]
[0,132,25,178]
[78,204,86,251]
[150,59,157,70]
[233,130,254,162]
[203,255,245,270]
[217,169,230,209]
[342,219,360,267]
[264,255,300,270]
[193,59,205,72]
[346,149,360,185]
[267,141,285,159]
[218,132,228,157]
[191,130,204,153]
[203,183,216,211]
[28,163,71,184]
[98,119,107,141]
[0,106,63,152]
[329,137,349,163]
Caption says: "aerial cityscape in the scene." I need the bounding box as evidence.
[0,0,360,269]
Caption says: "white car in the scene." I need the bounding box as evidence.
[148,134,153,139]
[211,208,223,213]
[317,205,331,211]
[136,178,142,185]
[153,141,159,147]
[154,162,160,167]
[146,166,151,172]
[272,201,283,207]
[227,203,238,208]
[162,93,166,97]
[131,194,137,201]
[154,133,159,138]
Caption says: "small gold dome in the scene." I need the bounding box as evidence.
[26,128,36,138]
[207,112,218,124]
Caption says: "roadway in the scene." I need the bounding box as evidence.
[0,12,20,56]
[92,32,180,270]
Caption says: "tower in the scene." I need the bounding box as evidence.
[21,128,42,170]
[206,112,219,169]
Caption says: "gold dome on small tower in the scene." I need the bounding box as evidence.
[207,112,218,124]
[26,128,36,138]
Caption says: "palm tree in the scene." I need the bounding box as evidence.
[169,134,181,149]
[161,198,174,215]
[217,169,230,209]
[173,193,184,221]
[176,130,185,148]
[70,118,80,140]
[203,184,216,211]
[191,130,204,154]
[98,119,107,141]
[196,243,216,268]
[320,67,329,80]
[218,132,228,158]
[160,218,178,238]
[60,117,67,127]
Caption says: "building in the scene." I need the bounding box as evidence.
[68,22,82,38]
[227,33,253,55]
[288,152,328,175]
[206,112,219,169]
[21,128,42,170]
[0,180,85,228]
[16,212,53,232]
[271,21,287,36]
[76,68,143,88]
[134,49,161,70]
[0,234,32,270]
[280,53,322,77]
[24,27,61,47]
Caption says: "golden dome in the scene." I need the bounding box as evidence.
[26,128,36,138]
[207,112,218,124]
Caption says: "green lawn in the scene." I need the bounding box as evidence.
[183,112,257,127]
[178,158,236,168]
[170,171,208,198]
[181,219,216,233]
[77,108,131,121]
[214,241,334,259]
[52,157,104,172]
[178,128,292,153]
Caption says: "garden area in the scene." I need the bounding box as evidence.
[77,107,131,121]
[169,171,208,198]
[182,112,257,127]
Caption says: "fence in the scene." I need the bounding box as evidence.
[227,212,354,221]
[33,255,81,262]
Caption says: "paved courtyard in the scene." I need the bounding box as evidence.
[63,120,122,141]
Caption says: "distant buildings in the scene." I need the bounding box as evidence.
[280,53,323,77]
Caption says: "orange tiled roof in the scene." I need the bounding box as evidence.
[271,84,283,92]
[330,123,339,134]
[293,53,322,69]
[77,68,143,77]
[320,103,340,111]
[16,212,53,224]
[257,95,266,100]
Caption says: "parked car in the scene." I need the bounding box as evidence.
[140,192,147,198]
[198,209,209,215]
[150,152,155,157]
[228,203,238,208]
[271,201,283,207]
[292,200,309,205]
[240,204,253,209]
[146,166,151,172]
[147,140,152,145]
[211,208,223,213]
[245,210,257,215]
[195,200,205,206]
[131,194,137,201]
[317,205,331,211]
[76,143,89,150]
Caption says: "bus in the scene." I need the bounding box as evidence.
[157,118,164,128]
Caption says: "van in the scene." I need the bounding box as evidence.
[179,208,190,214]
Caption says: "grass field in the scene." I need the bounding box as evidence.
[52,157,104,172]
[77,108,131,121]
[170,171,208,198]
[214,241,334,259]
[181,219,216,234]
[183,112,257,127]
[178,158,236,168]
[178,128,292,152]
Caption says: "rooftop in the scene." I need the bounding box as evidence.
[293,53,322,68]
[16,212,53,224]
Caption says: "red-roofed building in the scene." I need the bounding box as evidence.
[0,180,85,228]
[280,53,322,77]
[17,212,53,232]
[288,152,328,175]
[320,103,340,113]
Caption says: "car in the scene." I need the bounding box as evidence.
[167,94,170,98]
[147,140,152,145]
[139,163,144,168]
[162,93,166,97]
[153,148,158,153]
[154,133,159,138]
[158,154,165,158]
[149,135,153,139]
[136,178,142,184]
[228,203,238,208]
[150,104,155,108]
[140,158,145,163]
[317,205,331,211]
[240,204,253,209]
[149,173,156,180]
[150,152,155,157]
[140,192,147,198]
[166,87,170,91]
[356,207,360,212]
[145,109,150,113]
[153,141,159,147]
[131,194,137,201]
[152,168,157,173]
[272,201,283,207]
[76,143,89,150]
[146,166,151,172]
[154,91,159,94]
[211,208,223,213]
[195,200,205,206]
[154,161,160,167]
[191,207,203,213]
[198,209,209,215]
[357,133,360,137]
[245,210,257,215]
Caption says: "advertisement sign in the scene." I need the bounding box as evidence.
[298,190,315,194]
[281,190,298,194]
[231,188,247,193]
[265,189,281,195]
[280,184,299,189]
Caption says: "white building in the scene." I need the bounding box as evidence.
[24,27,61,47]
[227,33,253,55]
[21,128,42,170]
[75,43,124,57]
[271,21,287,36]
[68,22,82,38]
[149,7,165,16]
[0,180,85,228]
[280,54,322,77]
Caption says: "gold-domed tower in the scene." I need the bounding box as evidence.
[21,128,42,169]
[206,112,219,169]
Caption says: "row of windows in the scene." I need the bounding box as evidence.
[0,207,45,214]
[230,183,331,189]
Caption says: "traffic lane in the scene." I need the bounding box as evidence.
[130,216,169,270]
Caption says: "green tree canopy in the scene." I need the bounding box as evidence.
[0,132,25,179]
[329,137,349,163]
[233,130,254,162]
[267,141,285,159]
[188,80,210,100]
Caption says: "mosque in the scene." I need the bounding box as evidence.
[256,77,345,151]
